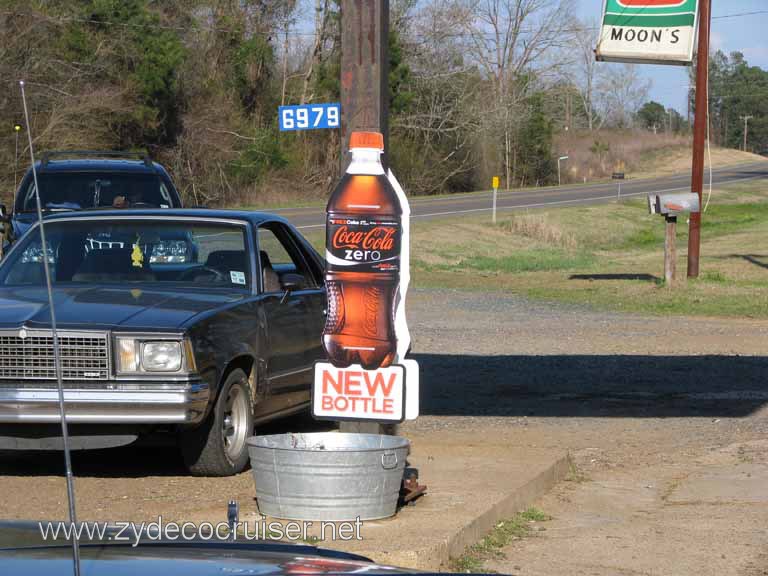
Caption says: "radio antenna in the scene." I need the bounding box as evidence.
[19,80,81,576]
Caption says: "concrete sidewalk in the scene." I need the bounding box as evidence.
[316,430,569,570]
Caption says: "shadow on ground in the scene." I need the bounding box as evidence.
[0,411,334,478]
[569,273,660,282]
[728,254,768,270]
[4,353,767,476]
[415,353,768,418]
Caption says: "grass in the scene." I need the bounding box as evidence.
[449,508,552,573]
[564,460,589,484]
[406,179,768,318]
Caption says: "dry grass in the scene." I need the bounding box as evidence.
[552,129,764,185]
[554,130,689,183]
[410,179,768,318]
[497,213,577,250]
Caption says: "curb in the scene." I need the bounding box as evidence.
[428,453,571,570]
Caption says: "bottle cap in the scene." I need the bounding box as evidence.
[349,131,384,150]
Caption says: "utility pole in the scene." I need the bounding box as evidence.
[686,0,711,279]
[741,115,753,152]
[339,0,389,173]
[338,0,390,434]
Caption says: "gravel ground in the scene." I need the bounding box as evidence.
[1,288,767,574]
[401,289,768,576]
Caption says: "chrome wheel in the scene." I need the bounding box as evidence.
[222,381,248,461]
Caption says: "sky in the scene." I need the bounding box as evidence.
[578,0,768,113]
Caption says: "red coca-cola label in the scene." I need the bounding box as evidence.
[326,214,401,272]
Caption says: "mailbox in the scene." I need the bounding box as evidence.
[648,193,700,216]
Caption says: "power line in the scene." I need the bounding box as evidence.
[712,10,768,20]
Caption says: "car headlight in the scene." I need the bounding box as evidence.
[150,241,189,263]
[142,341,181,371]
[116,337,194,374]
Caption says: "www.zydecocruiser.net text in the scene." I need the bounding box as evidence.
[38,516,365,547]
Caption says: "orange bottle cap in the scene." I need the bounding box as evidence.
[349,131,384,150]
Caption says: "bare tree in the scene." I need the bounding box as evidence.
[300,0,331,104]
[570,19,603,131]
[452,0,575,188]
[597,63,651,128]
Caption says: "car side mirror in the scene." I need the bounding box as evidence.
[281,273,305,291]
[0,205,7,220]
[279,273,305,304]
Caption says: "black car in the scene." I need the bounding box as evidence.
[3,151,183,248]
[0,521,418,576]
[0,209,326,476]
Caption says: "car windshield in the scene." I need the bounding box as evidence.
[0,219,250,288]
[17,173,175,212]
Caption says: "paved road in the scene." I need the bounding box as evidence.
[274,161,768,229]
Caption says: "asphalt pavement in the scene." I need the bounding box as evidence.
[274,161,768,229]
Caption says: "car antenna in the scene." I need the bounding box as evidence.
[20,80,82,576]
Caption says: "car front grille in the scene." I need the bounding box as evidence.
[0,330,110,380]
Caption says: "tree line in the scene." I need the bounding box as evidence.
[4,0,751,207]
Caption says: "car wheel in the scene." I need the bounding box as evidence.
[180,368,253,477]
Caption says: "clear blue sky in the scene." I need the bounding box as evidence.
[578,0,768,112]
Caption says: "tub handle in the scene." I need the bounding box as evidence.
[381,451,398,469]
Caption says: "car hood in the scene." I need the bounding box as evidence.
[0,285,247,331]
[0,521,412,576]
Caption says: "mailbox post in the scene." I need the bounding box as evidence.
[664,215,677,286]
[648,193,700,286]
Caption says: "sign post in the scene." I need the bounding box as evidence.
[491,176,499,224]
[596,1,708,277]
[686,0,710,278]
[557,156,569,187]
[612,171,625,200]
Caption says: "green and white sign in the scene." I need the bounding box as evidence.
[596,0,699,65]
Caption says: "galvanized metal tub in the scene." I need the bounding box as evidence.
[247,432,409,521]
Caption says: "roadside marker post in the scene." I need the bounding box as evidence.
[557,156,569,187]
[613,172,625,200]
[491,176,499,223]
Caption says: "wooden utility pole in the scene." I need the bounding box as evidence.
[338,0,390,435]
[339,0,389,172]
[741,115,753,152]
[686,0,711,279]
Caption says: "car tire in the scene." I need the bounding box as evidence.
[180,368,253,477]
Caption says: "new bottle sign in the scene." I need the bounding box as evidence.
[313,364,406,422]
[313,131,418,423]
[596,0,699,65]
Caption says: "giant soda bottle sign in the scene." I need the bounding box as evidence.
[313,132,418,423]
[596,0,699,65]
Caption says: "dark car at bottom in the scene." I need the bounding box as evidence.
[0,521,422,576]
[0,209,326,476]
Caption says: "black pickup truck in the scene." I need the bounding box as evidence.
[2,151,182,250]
